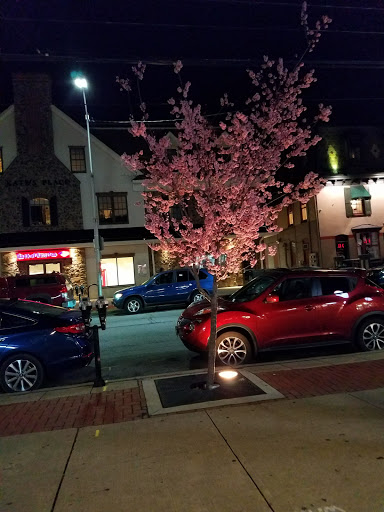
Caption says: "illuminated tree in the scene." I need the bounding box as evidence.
[121,4,332,388]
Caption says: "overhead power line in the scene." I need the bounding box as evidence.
[3,53,384,70]
[3,17,384,36]
[172,0,384,11]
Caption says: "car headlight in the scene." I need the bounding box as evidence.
[195,306,225,316]
[114,293,123,300]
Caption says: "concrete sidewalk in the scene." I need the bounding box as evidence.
[1,388,384,512]
[1,352,384,511]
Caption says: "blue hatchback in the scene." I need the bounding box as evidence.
[0,299,93,393]
[113,268,214,314]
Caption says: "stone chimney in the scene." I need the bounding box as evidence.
[12,73,54,155]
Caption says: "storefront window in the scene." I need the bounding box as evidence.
[28,262,61,275]
[101,256,134,287]
[46,262,61,273]
[356,231,380,260]
[29,264,44,275]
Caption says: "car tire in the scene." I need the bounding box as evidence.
[0,353,44,393]
[356,317,384,352]
[216,331,253,366]
[189,290,205,304]
[124,297,143,314]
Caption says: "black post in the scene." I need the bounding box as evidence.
[92,324,105,387]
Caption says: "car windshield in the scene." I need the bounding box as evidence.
[230,275,278,303]
[140,277,153,286]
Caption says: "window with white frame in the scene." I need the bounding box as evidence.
[100,256,134,287]
[98,192,128,224]
[69,147,86,172]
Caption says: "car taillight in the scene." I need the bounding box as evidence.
[55,323,85,334]
[60,285,69,298]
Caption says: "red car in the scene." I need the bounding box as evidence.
[176,269,384,366]
[0,273,76,308]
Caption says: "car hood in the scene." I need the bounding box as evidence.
[182,297,235,319]
[116,285,147,295]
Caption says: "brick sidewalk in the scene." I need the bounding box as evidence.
[1,359,384,437]
[0,385,148,437]
[256,358,384,399]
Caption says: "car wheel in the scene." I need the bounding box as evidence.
[124,297,143,314]
[216,331,253,366]
[0,353,44,393]
[356,318,384,351]
[190,290,205,304]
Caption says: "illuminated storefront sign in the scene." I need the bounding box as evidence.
[16,249,71,261]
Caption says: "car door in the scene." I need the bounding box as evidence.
[173,269,195,302]
[309,276,357,341]
[258,276,322,346]
[143,271,175,305]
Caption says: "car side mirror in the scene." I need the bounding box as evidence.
[265,294,279,303]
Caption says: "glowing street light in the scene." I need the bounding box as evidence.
[73,73,103,297]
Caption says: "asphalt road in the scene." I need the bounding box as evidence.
[99,307,206,380]
[51,306,356,388]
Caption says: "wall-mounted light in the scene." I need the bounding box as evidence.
[327,145,339,173]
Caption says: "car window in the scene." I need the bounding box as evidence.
[154,272,173,285]
[6,301,66,317]
[176,270,194,282]
[367,271,384,286]
[272,278,312,302]
[317,277,357,296]
[231,275,277,303]
[198,270,207,280]
[15,278,31,288]
[365,277,382,288]
[0,312,36,330]
[32,276,57,286]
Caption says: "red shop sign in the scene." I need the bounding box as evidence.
[16,249,71,261]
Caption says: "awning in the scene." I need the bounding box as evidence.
[350,185,371,199]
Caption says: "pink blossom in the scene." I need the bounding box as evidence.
[173,60,183,74]
[132,61,146,80]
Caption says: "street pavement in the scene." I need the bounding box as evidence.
[1,351,384,512]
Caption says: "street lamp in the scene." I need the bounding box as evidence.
[73,75,103,297]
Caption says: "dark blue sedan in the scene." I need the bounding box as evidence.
[0,299,93,393]
[113,268,214,314]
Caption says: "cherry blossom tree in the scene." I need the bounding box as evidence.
[121,4,332,389]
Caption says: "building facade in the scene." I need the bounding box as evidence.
[0,74,155,298]
[263,126,384,269]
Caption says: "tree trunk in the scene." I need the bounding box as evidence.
[206,275,218,389]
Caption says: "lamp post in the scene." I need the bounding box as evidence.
[73,76,103,297]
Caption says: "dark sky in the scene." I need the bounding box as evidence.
[1,0,384,152]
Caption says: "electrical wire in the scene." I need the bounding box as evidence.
[2,17,384,36]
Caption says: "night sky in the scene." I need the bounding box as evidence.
[1,0,384,153]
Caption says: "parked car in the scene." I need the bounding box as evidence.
[0,272,76,308]
[176,268,384,366]
[0,299,93,393]
[113,268,214,314]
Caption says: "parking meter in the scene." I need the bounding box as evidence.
[95,296,108,330]
[79,296,92,331]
